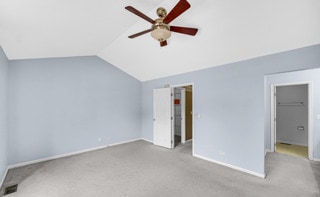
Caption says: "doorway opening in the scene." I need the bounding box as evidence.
[271,83,312,159]
[173,85,193,148]
[153,83,194,153]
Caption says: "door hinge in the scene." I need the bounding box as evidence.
[171,117,173,120]
[171,93,173,96]
[171,140,173,144]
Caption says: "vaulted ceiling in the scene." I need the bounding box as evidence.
[1,0,319,81]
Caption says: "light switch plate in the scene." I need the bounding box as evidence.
[317,115,320,120]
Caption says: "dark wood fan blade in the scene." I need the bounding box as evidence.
[160,40,167,47]
[128,29,152,38]
[125,6,155,24]
[163,0,191,24]
[170,26,198,36]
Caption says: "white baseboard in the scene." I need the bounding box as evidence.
[141,138,191,144]
[141,138,153,144]
[194,154,266,179]
[0,167,9,188]
[312,158,320,162]
[8,137,142,170]
[8,145,108,169]
[265,149,271,156]
[108,138,142,147]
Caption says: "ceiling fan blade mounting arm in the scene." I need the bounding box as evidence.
[163,0,191,24]
[125,6,155,24]
[170,26,198,36]
[128,29,153,39]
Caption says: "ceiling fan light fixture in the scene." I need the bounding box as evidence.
[151,21,171,42]
[151,28,171,42]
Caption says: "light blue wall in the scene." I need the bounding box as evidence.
[8,56,142,164]
[142,44,320,176]
[2,44,320,177]
[0,47,8,181]
[265,69,320,159]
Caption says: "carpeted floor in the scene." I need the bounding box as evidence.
[1,140,320,197]
[276,142,308,158]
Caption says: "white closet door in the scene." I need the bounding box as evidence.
[153,88,173,149]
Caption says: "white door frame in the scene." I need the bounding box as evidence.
[270,81,313,160]
[181,88,186,144]
[173,87,186,145]
[171,83,195,155]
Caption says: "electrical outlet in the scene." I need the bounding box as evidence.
[218,151,225,156]
[98,138,102,142]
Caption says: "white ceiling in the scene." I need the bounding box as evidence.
[1,0,320,81]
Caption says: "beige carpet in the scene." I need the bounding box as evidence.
[276,142,308,158]
[1,140,320,197]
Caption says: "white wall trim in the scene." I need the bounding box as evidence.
[8,145,108,169]
[0,167,9,188]
[313,158,320,162]
[194,154,266,179]
[170,83,194,88]
[170,83,195,156]
[8,138,142,170]
[108,138,141,147]
[265,149,271,156]
[270,81,313,160]
[141,138,153,143]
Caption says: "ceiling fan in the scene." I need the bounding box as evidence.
[125,0,198,47]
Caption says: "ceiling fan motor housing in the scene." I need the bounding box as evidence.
[156,7,167,18]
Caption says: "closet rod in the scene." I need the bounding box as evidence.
[277,102,303,106]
